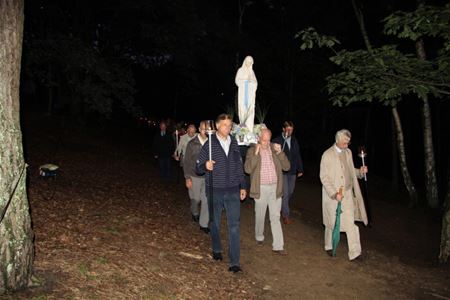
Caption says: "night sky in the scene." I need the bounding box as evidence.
[20,0,450,191]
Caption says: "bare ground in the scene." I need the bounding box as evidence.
[2,115,449,299]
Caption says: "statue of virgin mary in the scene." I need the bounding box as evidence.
[235,55,257,132]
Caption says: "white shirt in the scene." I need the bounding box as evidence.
[334,144,343,153]
[282,134,292,151]
[217,134,231,156]
[198,135,208,146]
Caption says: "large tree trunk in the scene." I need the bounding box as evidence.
[439,156,450,263]
[392,106,419,206]
[0,0,34,293]
[416,38,439,208]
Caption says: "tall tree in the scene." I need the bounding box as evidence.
[0,0,34,292]
[439,157,450,262]
[382,4,450,208]
[298,2,450,261]
[351,0,419,205]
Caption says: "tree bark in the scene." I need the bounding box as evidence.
[415,38,439,208]
[438,156,450,263]
[351,0,418,203]
[391,117,399,191]
[392,106,418,206]
[0,0,34,293]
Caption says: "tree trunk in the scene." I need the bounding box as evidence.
[351,0,418,203]
[392,106,418,206]
[438,156,450,263]
[0,0,34,293]
[391,117,399,191]
[416,38,439,208]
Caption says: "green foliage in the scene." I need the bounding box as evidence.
[296,27,340,51]
[296,3,450,108]
[326,45,448,106]
[383,4,450,50]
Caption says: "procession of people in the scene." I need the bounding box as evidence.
[151,56,369,274]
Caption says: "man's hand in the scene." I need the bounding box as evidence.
[273,143,282,154]
[297,172,303,178]
[185,178,192,189]
[173,154,180,161]
[360,166,368,175]
[254,144,261,155]
[335,187,344,202]
[206,160,215,171]
[240,189,247,201]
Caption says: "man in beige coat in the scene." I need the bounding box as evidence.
[320,129,368,261]
[245,129,291,255]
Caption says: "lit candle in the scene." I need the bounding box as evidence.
[358,146,367,181]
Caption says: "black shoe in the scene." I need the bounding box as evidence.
[192,214,199,223]
[200,226,210,234]
[212,252,223,261]
[351,255,364,262]
[228,266,243,273]
[326,250,333,257]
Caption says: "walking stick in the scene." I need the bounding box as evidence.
[358,146,372,226]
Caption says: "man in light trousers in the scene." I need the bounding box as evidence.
[319,129,368,261]
[245,129,291,255]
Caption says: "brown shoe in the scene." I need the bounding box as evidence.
[283,217,293,225]
[272,249,288,256]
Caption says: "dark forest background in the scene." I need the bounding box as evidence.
[20,0,450,206]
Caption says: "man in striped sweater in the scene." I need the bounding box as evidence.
[196,114,247,273]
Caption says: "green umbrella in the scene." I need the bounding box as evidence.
[332,201,342,257]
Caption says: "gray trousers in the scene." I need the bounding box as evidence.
[188,176,209,228]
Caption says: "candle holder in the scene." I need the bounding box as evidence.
[358,145,367,181]
[205,120,215,135]
[205,120,215,162]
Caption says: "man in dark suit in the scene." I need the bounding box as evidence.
[153,121,175,182]
[272,121,304,225]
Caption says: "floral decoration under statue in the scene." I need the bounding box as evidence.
[231,123,266,146]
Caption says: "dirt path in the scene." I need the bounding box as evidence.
[3,118,449,299]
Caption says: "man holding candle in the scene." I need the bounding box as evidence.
[183,121,209,232]
[196,114,247,273]
[319,129,368,261]
[174,124,197,168]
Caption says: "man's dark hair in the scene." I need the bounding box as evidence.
[216,113,233,124]
[282,121,294,128]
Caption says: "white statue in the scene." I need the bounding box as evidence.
[235,55,257,132]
